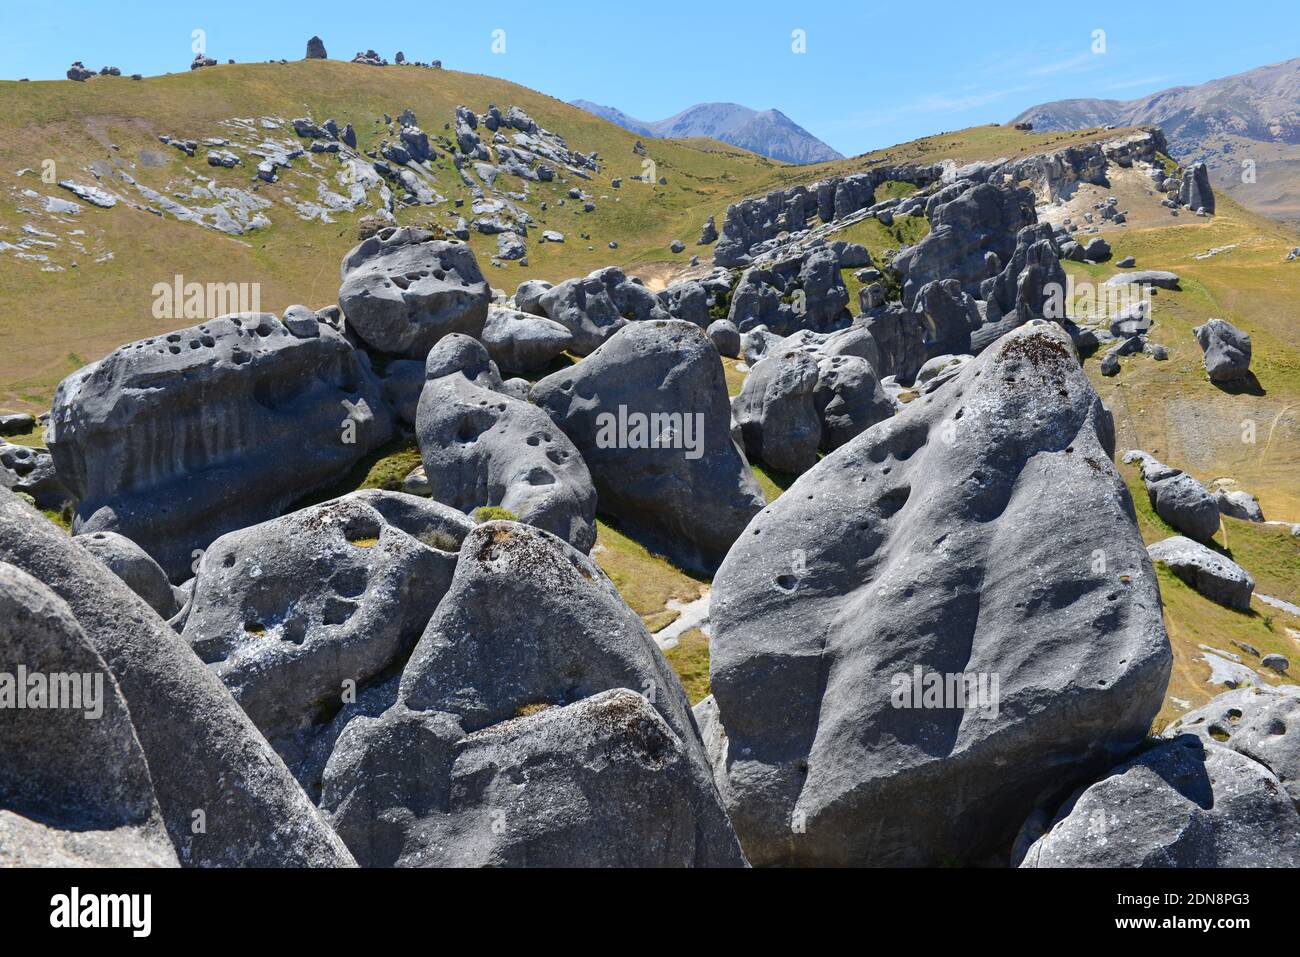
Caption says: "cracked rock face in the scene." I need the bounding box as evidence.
[319,521,745,867]
[707,322,1171,866]
[416,335,597,552]
[339,227,490,358]
[47,312,393,581]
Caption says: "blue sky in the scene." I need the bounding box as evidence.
[2,0,1296,156]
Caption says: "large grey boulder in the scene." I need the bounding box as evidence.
[1166,686,1300,811]
[732,348,822,475]
[0,562,177,867]
[0,486,355,866]
[319,521,745,867]
[338,227,490,358]
[480,305,573,375]
[48,312,393,580]
[179,491,472,752]
[1017,735,1300,867]
[1147,535,1254,610]
[0,439,73,512]
[0,413,35,436]
[1194,318,1252,383]
[1103,270,1180,291]
[658,280,711,327]
[1137,458,1220,543]
[416,335,597,552]
[533,320,764,574]
[1216,489,1264,522]
[707,319,741,358]
[708,322,1171,866]
[512,279,553,316]
[539,267,670,356]
[1178,162,1215,214]
[75,529,180,618]
[813,354,893,452]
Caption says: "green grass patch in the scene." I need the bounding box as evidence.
[473,505,520,523]
[593,518,705,632]
[751,463,798,503]
[663,627,711,705]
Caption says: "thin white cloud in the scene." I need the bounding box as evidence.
[1101,74,1177,92]
[1026,51,1103,77]
[846,83,1037,128]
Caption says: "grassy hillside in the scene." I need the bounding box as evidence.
[1068,192,1300,518]
[0,60,1149,415]
[0,61,791,412]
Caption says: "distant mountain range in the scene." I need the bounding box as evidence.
[1012,58,1300,226]
[570,100,844,165]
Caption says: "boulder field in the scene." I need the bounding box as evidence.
[7,125,1282,870]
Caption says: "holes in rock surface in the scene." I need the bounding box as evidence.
[1267,718,1287,736]
[322,597,359,626]
[243,620,266,635]
[892,425,927,462]
[775,574,798,593]
[330,567,369,598]
[1227,709,1243,722]
[877,485,910,518]
[546,448,568,465]
[433,268,446,281]
[1209,725,1231,742]
[222,553,237,568]
[455,413,491,443]
[343,513,384,548]
[524,467,556,486]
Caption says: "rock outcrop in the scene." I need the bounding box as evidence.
[48,312,393,580]
[0,562,177,867]
[319,521,746,867]
[533,320,764,573]
[0,487,355,866]
[416,335,597,552]
[1017,734,1300,867]
[1147,536,1254,610]
[538,267,670,356]
[1178,162,1215,214]
[1136,457,1221,543]
[179,491,473,754]
[707,323,1171,866]
[339,227,490,359]
[1165,686,1300,811]
[480,305,573,375]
